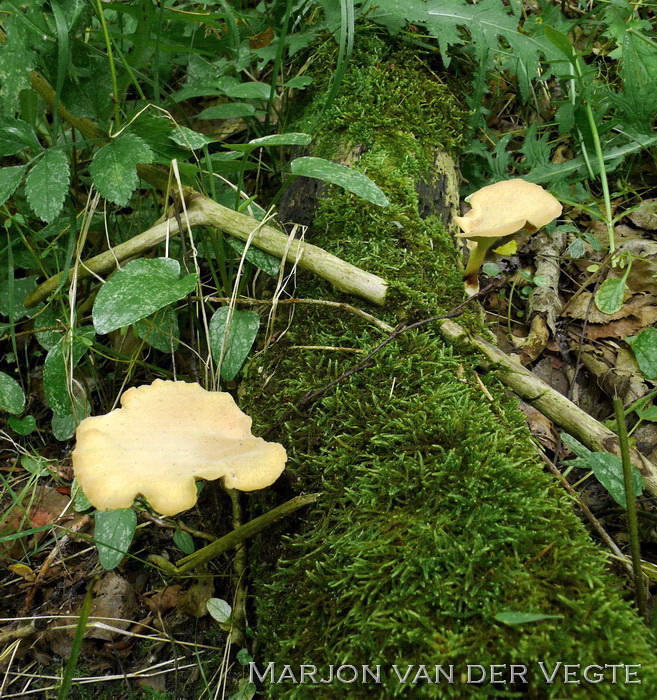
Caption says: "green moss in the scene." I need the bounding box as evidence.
[242,34,657,699]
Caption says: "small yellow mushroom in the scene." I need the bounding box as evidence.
[454,179,562,295]
[72,379,287,516]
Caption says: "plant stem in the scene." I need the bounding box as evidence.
[94,0,121,127]
[173,493,320,574]
[613,395,647,619]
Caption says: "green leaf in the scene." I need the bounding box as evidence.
[173,529,195,555]
[290,157,389,207]
[627,327,657,380]
[222,82,270,100]
[9,414,36,435]
[93,258,198,335]
[196,103,256,120]
[0,371,25,414]
[563,434,643,508]
[494,611,563,625]
[21,454,48,476]
[206,597,232,623]
[90,133,154,206]
[636,405,657,422]
[25,150,70,223]
[227,680,256,700]
[43,327,95,416]
[231,132,312,152]
[0,166,28,208]
[0,276,36,320]
[0,16,37,115]
[95,508,137,570]
[34,305,65,351]
[0,116,40,156]
[134,306,180,353]
[225,238,280,277]
[170,126,215,150]
[51,394,90,441]
[72,479,93,512]
[566,237,585,259]
[209,307,260,381]
[594,277,627,315]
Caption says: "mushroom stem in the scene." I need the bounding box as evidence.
[462,238,496,296]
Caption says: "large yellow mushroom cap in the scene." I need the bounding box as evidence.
[454,179,562,240]
[72,379,287,516]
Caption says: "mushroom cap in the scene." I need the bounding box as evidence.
[72,379,287,516]
[454,179,562,240]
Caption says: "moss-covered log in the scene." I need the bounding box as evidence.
[243,37,657,697]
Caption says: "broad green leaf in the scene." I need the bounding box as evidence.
[222,82,270,100]
[0,276,36,320]
[9,415,36,435]
[95,508,137,570]
[209,307,260,381]
[0,116,40,156]
[0,16,37,114]
[21,454,48,475]
[93,258,198,335]
[231,132,312,152]
[494,611,563,625]
[0,166,27,207]
[173,529,195,555]
[34,305,65,351]
[51,394,90,441]
[134,306,180,353]
[290,157,389,207]
[594,277,627,315]
[90,133,154,206]
[25,150,70,223]
[227,680,256,700]
[627,328,657,380]
[196,103,256,120]
[636,405,657,422]
[43,327,95,416]
[206,598,232,623]
[170,126,215,150]
[567,237,585,259]
[563,434,643,508]
[72,479,93,512]
[283,76,313,90]
[226,238,280,277]
[0,371,25,414]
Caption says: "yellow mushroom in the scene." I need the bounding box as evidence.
[72,379,287,516]
[454,179,562,296]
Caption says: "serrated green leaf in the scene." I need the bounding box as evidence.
[209,307,260,381]
[95,509,137,570]
[196,103,256,120]
[43,327,95,416]
[134,306,180,353]
[0,166,28,207]
[0,371,25,414]
[226,238,280,277]
[627,327,657,380]
[206,597,232,623]
[173,529,195,555]
[90,133,154,206]
[25,150,70,223]
[595,277,627,315]
[9,414,36,435]
[93,258,198,335]
[290,157,389,207]
[494,611,563,625]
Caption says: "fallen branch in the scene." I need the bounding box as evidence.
[438,318,657,497]
[24,196,388,308]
